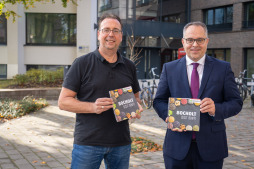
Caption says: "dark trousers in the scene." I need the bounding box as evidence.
[164,142,224,169]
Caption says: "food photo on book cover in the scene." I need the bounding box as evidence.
[109,86,140,122]
[168,98,201,131]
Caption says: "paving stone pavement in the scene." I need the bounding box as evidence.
[0,98,253,169]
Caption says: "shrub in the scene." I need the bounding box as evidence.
[0,96,48,119]
[12,68,63,86]
[13,74,28,85]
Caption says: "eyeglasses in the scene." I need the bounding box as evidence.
[99,28,122,35]
[183,38,207,45]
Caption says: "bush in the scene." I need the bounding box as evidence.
[13,74,28,86]
[13,68,63,86]
[0,96,48,119]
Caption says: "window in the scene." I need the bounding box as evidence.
[245,49,254,78]
[136,0,158,21]
[162,14,181,23]
[98,0,112,12]
[26,65,64,71]
[207,49,231,62]
[243,2,254,28]
[26,13,76,45]
[0,64,7,79]
[204,6,233,32]
[0,14,7,45]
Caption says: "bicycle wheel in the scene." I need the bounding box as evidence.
[238,85,247,101]
[141,88,152,109]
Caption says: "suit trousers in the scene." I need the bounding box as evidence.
[163,142,224,169]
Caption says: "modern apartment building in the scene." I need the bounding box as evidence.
[0,0,253,79]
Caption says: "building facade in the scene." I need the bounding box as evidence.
[0,0,253,79]
[191,0,254,78]
[0,0,97,79]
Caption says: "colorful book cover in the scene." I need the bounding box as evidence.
[168,98,201,131]
[109,86,140,122]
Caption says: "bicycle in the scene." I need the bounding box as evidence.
[235,69,251,101]
[140,67,159,109]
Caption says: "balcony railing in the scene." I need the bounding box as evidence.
[137,0,154,7]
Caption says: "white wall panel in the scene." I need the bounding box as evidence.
[24,46,76,65]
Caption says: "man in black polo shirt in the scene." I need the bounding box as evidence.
[58,13,143,169]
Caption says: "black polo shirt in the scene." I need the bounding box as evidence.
[63,49,140,147]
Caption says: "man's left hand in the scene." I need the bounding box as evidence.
[134,102,143,119]
[129,102,143,119]
[200,97,215,116]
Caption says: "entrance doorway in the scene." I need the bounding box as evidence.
[160,48,178,68]
[136,48,161,79]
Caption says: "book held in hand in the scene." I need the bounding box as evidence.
[168,97,201,131]
[109,86,140,122]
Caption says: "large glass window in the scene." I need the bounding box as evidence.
[215,8,224,25]
[206,10,213,25]
[243,2,254,28]
[204,6,233,32]
[98,0,112,12]
[128,0,133,19]
[26,65,64,71]
[207,49,231,62]
[136,0,159,21]
[0,14,7,45]
[0,64,7,79]
[226,6,233,23]
[26,13,76,45]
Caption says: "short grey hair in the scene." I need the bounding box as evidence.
[183,21,208,38]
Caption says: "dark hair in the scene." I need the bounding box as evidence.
[183,21,208,38]
[98,13,123,30]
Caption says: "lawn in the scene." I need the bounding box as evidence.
[0,79,15,89]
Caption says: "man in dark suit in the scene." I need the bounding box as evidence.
[153,21,243,169]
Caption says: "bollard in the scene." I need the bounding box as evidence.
[251,94,254,107]
[251,74,254,107]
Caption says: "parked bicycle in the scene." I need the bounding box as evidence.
[140,67,159,109]
[235,69,252,101]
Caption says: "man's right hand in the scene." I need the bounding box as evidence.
[93,98,114,114]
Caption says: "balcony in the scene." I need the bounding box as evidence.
[123,19,185,38]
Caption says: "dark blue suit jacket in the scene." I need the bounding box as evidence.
[153,55,243,162]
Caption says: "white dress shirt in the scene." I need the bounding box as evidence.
[186,55,215,117]
[186,55,206,88]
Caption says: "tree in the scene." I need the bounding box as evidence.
[127,30,143,66]
[0,0,76,22]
